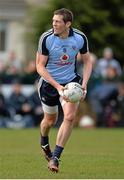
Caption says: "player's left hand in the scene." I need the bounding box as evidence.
[80,85,87,101]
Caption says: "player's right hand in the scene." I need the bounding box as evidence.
[57,85,70,102]
[57,85,65,96]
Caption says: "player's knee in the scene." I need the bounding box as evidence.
[41,117,56,127]
[47,118,56,126]
[64,113,75,123]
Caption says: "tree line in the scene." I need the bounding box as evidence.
[29,0,124,64]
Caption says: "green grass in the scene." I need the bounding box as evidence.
[0,128,124,179]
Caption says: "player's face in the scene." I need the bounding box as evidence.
[52,15,71,36]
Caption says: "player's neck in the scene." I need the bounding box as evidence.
[59,29,70,39]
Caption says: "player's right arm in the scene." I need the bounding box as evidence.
[36,52,64,93]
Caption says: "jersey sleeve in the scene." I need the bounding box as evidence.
[79,35,89,54]
[37,34,49,55]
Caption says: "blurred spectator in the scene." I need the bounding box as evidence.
[89,64,120,127]
[6,80,34,128]
[21,60,38,84]
[105,65,120,82]
[0,86,10,127]
[0,61,6,73]
[29,81,44,126]
[0,91,10,117]
[100,82,124,128]
[0,61,6,83]
[2,51,22,84]
[0,53,38,84]
[6,51,22,73]
[111,82,124,127]
[95,47,122,78]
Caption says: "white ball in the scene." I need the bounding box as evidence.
[63,82,83,103]
[79,115,94,128]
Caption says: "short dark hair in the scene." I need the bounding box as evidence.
[54,8,73,23]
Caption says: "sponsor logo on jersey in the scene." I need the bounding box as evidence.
[54,53,73,66]
[60,54,69,61]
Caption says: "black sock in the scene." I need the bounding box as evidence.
[40,135,52,157]
[40,135,49,147]
[53,145,64,159]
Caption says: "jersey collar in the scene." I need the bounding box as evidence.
[53,28,74,37]
[68,28,74,36]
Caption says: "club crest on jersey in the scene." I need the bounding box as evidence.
[60,54,69,61]
[72,46,77,50]
[63,48,67,53]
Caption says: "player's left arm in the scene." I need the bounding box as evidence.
[80,52,93,92]
[79,33,93,94]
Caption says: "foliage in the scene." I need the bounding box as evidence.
[29,0,124,62]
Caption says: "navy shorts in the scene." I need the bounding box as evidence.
[38,75,82,107]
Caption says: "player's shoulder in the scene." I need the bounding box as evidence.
[73,28,87,39]
[39,29,53,40]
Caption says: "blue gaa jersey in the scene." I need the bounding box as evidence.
[38,28,89,84]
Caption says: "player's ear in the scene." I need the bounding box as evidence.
[66,21,71,28]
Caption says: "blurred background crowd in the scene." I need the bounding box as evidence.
[0,0,124,129]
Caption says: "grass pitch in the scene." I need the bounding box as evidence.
[0,128,124,179]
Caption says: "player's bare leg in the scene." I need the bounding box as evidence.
[48,102,78,172]
[40,112,57,161]
[56,102,78,146]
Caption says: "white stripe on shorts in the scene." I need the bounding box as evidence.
[42,102,58,114]
[37,77,43,101]
[38,77,58,114]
